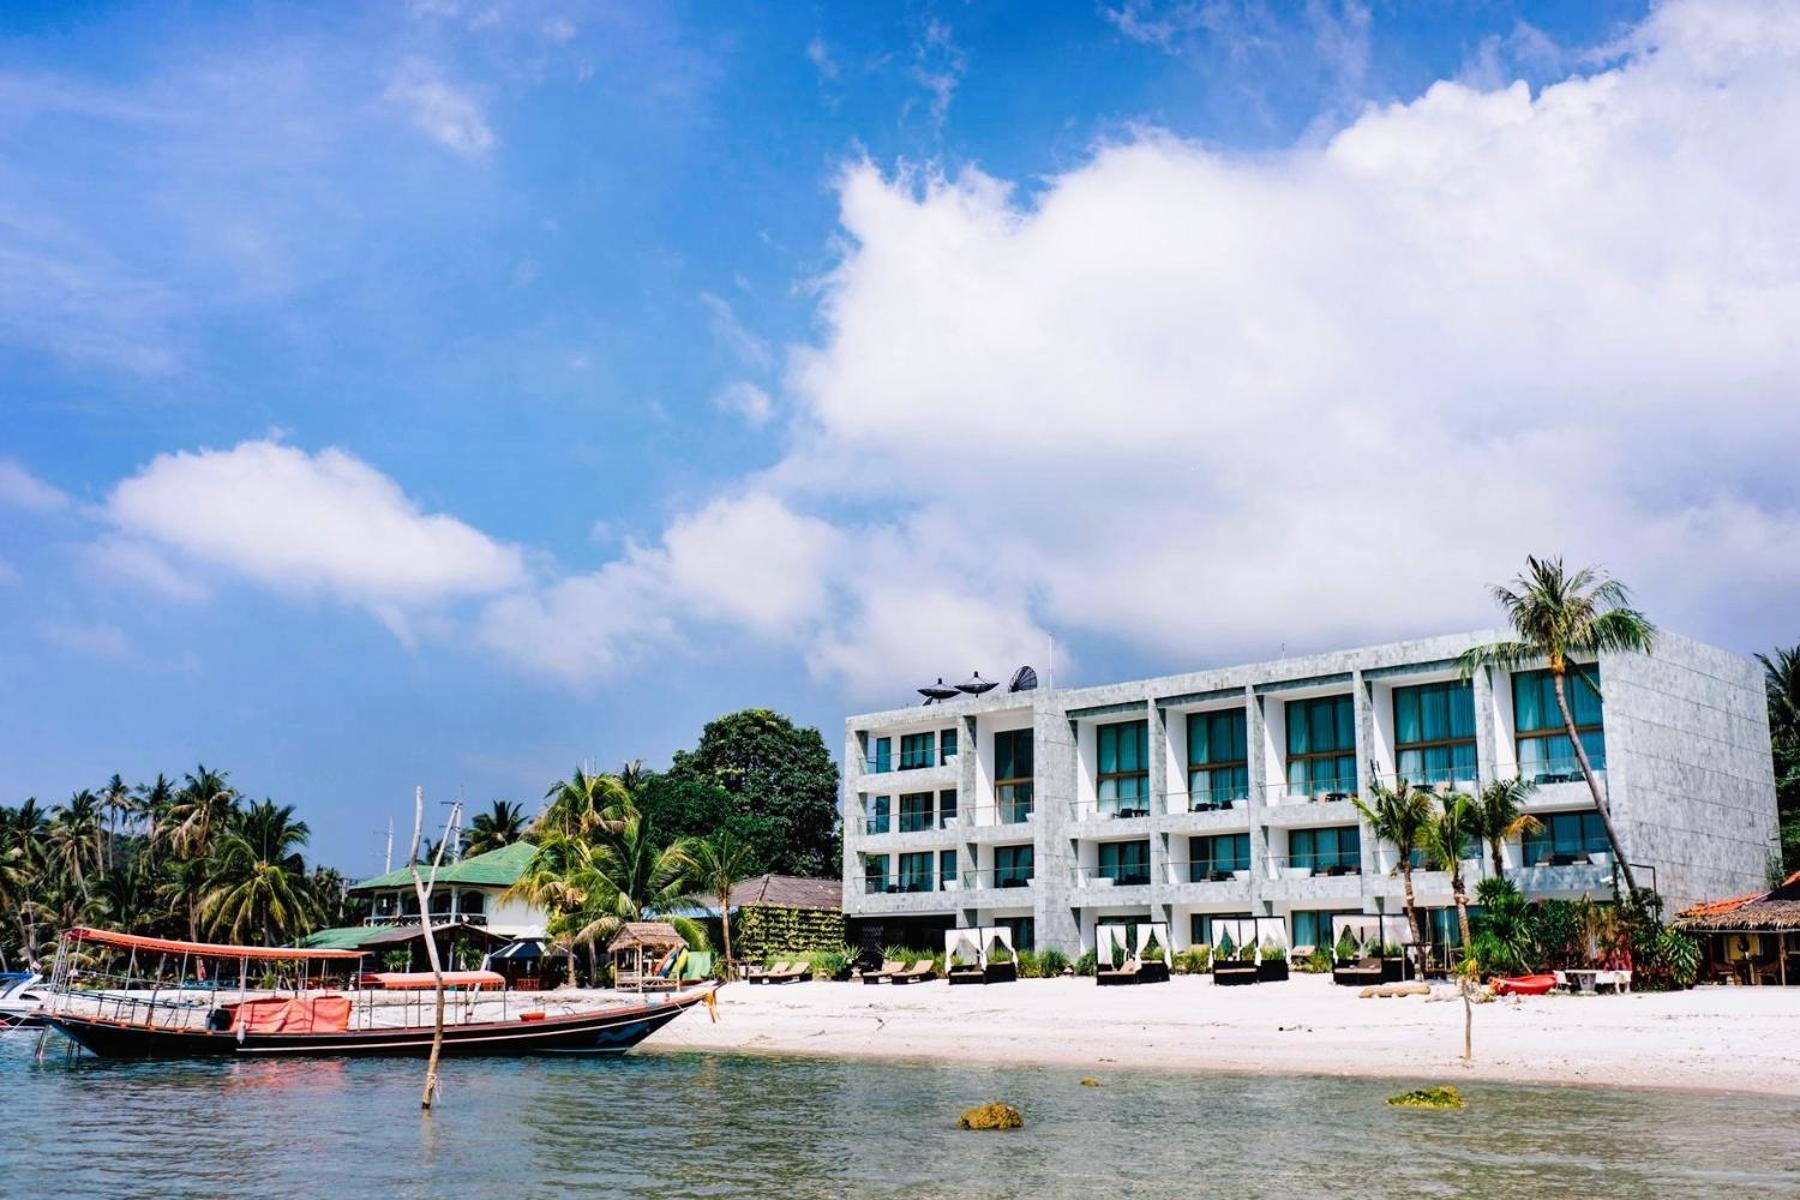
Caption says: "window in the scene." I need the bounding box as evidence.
[898,792,934,833]
[401,891,420,916]
[897,851,934,892]
[862,853,889,893]
[1286,695,1356,798]
[458,890,487,916]
[870,737,891,774]
[940,727,959,764]
[1289,826,1362,874]
[938,789,959,827]
[1422,906,1468,949]
[1513,667,1605,782]
[939,849,957,889]
[1291,910,1353,950]
[1097,719,1150,813]
[997,916,1035,952]
[995,844,1034,887]
[1097,839,1152,886]
[1522,810,1610,865]
[1393,680,1477,789]
[1190,912,1253,948]
[899,732,935,771]
[374,893,398,917]
[995,729,1034,823]
[865,795,890,835]
[1190,833,1251,881]
[1187,709,1248,809]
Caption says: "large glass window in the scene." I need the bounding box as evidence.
[1285,695,1356,798]
[1288,825,1362,874]
[1291,910,1354,950]
[1190,832,1252,881]
[862,853,889,893]
[897,851,934,892]
[1393,680,1477,789]
[1513,667,1605,782]
[1190,912,1253,948]
[938,789,958,827]
[864,795,890,835]
[870,737,891,774]
[1097,719,1150,814]
[940,727,958,764]
[899,732,935,771]
[995,844,1034,888]
[938,849,957,888]
[1097,839,1152,886]
[995,729,1034,823]
[1187,709,1248,810]
[1522,810,1610,865]
[898,793,933,833]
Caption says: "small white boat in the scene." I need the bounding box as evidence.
[0,974,48,1029]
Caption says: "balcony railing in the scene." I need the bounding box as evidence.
[365,912,488,927]
[1070,865,1153,888]
[1163,861,1252,885]
[1262,855,1362,881]
[1071,799,1155,821]
[964,868,1035,890]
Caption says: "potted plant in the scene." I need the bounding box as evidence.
[1257,940,1289,982]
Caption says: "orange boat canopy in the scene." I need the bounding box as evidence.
[233,995,354,1034]
[65,927,364,962]
[369,970,505,991]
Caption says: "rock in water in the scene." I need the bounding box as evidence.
[1079,1078,1102,1088]
[1387,1086,1464,1109]
[958,1102,1024,1130]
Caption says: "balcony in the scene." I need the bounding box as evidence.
[1160,862,1251,903]
[1069,799,1154,825]
[364,912,488,927]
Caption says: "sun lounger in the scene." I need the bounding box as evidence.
[860,960,905,984]
[767,961,812,984]
[748,961,791,984]
[1096,960,1140,986]
[890,960,937,985]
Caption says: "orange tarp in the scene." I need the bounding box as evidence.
[66,926,363,961]
[369,971,505,991]
[231,995,353,1034]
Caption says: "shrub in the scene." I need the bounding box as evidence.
[1039,948,1070,976]
[1141,930,1165,963]
[809,947,850,979]
[1259,941,1284,963]
[1300,946,1333,974]
[1175,945,1211,974]
[1015,949,1042,979]
[1074,949,1098,976]
[990,944,1014,964]
[1217,931,1236,960]
[1334,927,1359,961]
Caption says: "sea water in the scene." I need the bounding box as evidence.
[2,1034,1795,1198]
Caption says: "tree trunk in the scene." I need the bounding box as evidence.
[1400,861,1424,977]
[1452,866,1473,950]
[1462,980,1473,1061]
[1490,837,1506,882]
[1552,669,1638,893]
[720,890,733,980]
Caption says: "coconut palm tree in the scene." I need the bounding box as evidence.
[1471,777,1541,880]
[134,773,175,870]
[538,767,630,841]
[1459,556,1657,892]
[167,765,239,859]
[687,830,754,972]
[1760,644,1800,744]
[563,811,703,969]
[48,791,104,901]
[1421,791,1480,951]
[198,800,320,945]
[1354,779,1435,967]
[100,773,131,873]
[464,800,529,856]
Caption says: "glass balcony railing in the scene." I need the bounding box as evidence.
[1164,860,1253,885]
[1070,865,1152,888]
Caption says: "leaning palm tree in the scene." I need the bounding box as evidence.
[48,791,104,901]
[1354,779,1436,968]
[687,831,755,973]
[1421,791,1480,951]
[1459,556,1657,892]
[1471,777,1541,880]
[503,823,595,984]
[564,812,704,971]
[464,800,529,856]
[197,800,321,945]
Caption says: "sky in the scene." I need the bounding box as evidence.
[5,0,1799,875]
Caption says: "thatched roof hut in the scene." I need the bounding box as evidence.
[607,921,686,992]
[1676,872,1800,986]
[1676,872,1800,931]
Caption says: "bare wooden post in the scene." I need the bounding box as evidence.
[408,786,462,1112]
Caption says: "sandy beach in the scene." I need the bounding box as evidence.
[649,974,1800,1097]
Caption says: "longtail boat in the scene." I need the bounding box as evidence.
[41,927,713,1060]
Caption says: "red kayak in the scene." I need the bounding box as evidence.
[1494,973,1558,996]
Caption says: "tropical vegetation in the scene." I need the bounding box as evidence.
[1760,643,1800,873]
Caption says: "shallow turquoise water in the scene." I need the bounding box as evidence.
[3,1032,1796,1198]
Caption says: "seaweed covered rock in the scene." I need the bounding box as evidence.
[1387,1086,1463,1109]
[958,1102,1024,1130]
[1079,1078,1102,1088]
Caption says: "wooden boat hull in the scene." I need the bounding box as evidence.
[46,990,709,1060]
[1494,974,1558,996]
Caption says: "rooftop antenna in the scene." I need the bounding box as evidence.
[1047,634,1056,692]
[382,818,394,873]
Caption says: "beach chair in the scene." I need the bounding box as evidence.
[947,960,984,986]
[768,961,812,984]
[860,960,905,984]
[891,960,937,985]
[749,961,791,985]
[1096,958,1140,986]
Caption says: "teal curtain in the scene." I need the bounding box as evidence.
[940,727,958,762]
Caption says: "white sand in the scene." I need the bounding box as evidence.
[648,974,1800,1096]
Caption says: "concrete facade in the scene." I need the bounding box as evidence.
[841,630,1778,956]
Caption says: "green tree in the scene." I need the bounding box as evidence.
[1421,791,1479,951]
[687,830,755,971]
[1756,644,1800,873]
[632,772,772,861]
[198,800,321,945]
[1470,777,1541,880]
[537,767,630,842]
[1354,780,1435,967]
[667,709,841,877]
[1460,556,1658,892]
[464,799,530,856]
[48,790,104,901]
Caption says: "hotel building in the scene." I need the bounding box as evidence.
[840,630,1779,957]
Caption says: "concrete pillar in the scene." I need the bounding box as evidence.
[1146,698,1169,890]
[1245,685,1268,909]
[1471,664,1496,788]
[1033,693,1080,954]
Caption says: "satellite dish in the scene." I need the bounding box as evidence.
[1008,666,1038,693]
[955,671,997,696]
[919,677,959,704]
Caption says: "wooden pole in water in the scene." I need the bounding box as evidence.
[408,787,461,1111]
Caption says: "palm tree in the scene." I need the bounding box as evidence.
[538,767,630,841]
[687,831,754,972]
[48,791,104,901]
[561,811,702,975]
[198,800,320,945]
[1760,644,1800,744]
[1459,555,1657,892]
[1421,791,1479,951]
[100,773,131,873]
[618,759,647,796]
[1471,777,1541,880]
[464,800,529,856]
[134,774,175,870]
[167,765,239,859]
[1354,780,1435,967]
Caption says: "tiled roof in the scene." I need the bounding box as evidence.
[1676,871,1800,929]
[349,840,538,893]
[728,873,842,912]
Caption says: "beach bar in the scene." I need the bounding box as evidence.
[1677,872,1800,986]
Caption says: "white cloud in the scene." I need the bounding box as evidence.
[104,440,524,623]
[807,36,840,82]
[386,58,494,157]
[0,460,69,512]
[699,291,772,370]
[712,380,774,427]
[909,18,966,130]
[83,534,209,603]
[41,621,130,659]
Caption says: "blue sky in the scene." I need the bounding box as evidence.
[6,0,1798,874]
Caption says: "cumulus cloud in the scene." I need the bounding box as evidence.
[103,441,524,629]
[0,460,69,512]
[387,58,494,157]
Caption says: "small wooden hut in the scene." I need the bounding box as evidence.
[608,922,686,992]
[1676,871,1800,986]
